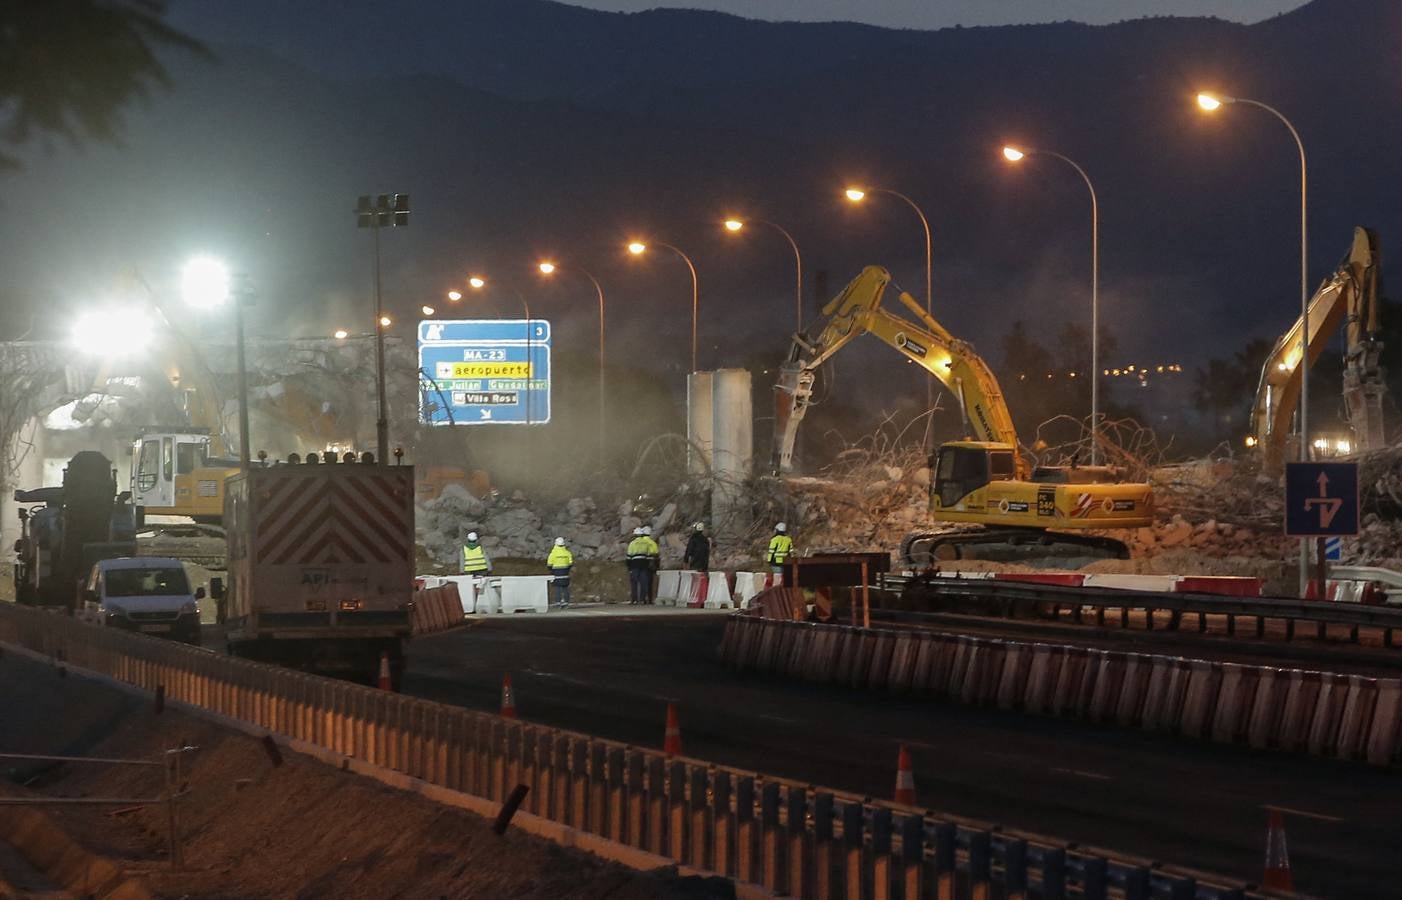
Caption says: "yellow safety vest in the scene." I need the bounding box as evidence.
[547,546,574,569]
[461,543,489,573]
[642,537,659,558]
[626,537,651,562]
[767,534,793,565]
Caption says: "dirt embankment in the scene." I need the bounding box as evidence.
[0,652,733,899]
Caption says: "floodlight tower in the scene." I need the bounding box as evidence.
[355,192,410,462]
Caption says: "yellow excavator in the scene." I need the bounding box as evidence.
[1248,227,1385,472]
[774,266,1153,564]
[129,308,241,526]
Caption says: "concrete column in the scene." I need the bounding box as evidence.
[686,371,714,474]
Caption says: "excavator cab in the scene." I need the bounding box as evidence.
[131,428,237,524]
[933,442,1018,509]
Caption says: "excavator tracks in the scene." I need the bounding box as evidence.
[900,528,1130,568]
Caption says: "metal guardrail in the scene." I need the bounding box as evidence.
[0,748,195,867]
[882,575,1402,647]
[0,602,1276,899]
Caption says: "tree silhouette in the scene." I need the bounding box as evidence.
[0,1,206,168]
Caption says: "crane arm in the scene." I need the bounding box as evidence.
[773,265,1022,474]
[1250,227,1383,470]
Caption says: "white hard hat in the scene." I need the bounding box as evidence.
[467,531,479,542]
[633,527,643,536]
[554,536,566,546]
[694,522,705,531]
[775,522,787,533]
[643,525,652,535]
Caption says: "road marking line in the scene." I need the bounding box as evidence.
[1263,804,1346,824]
[1049,767,1113,782]
[753,713,797,725]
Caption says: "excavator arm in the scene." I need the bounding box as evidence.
[774,266,1023,475]
[1250,227,1384,471]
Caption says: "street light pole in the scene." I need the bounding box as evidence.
[540,262,607,463]
[629,240,699,372]
[372,222,388,462]
[1197,93,1310,593]
[1002,147,1101,465]
[232,276,252,468]
[725,218,804,332]
[845,187,935,449]
[355,193,409,464]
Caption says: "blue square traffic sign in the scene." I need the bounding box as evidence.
[1284,462,1359,537]
[417,319,552,426]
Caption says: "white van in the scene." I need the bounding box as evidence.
[82,557,203,645]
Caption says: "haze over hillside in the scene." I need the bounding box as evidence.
[5,0,1399,443]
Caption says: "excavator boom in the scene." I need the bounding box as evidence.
[1250,227,1384,471]
[774,266,1022,474]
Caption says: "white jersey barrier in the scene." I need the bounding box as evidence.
[416,575,546,614]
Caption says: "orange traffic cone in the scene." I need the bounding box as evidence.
[662,703,682,755]
[1262,808,1293,891]
[377,651,393,691]
[500,674,519,719]
[894,745,916,805]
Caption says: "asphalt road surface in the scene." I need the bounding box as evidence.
[404,608,1399,898]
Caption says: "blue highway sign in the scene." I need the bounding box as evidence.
[1284,461,1358,537]
[418,319,552,425]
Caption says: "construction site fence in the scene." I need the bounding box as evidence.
[719,615,1402,768]
[0,602,1273,900]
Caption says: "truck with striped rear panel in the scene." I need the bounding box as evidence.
[223,457,414,687]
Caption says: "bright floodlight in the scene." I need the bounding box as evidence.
[71,306,156,356]
[447,290,462,301]
[379,315,392,328]
[724,219,744,232]
[181,256,230,310]
[844,188,866,202]
[333,328,349,340]
[421,305,435,316]
[1196,92,1224,111]
[468,276,486,289]
[538,261,556,274]
[1002,146,1026,162]
[627,242,646,255]
[1336,439,1352,454]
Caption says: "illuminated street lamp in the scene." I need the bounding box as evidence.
[421,305,435,317]
[538,259,607,460]
[1001,144,1102,464]
[447,290,463,302]
[1197,89,1312,594]
[333,329,350,340]
[723,217,804,331]
[844,184,935,446]
[70,306,157,356]
[626,240,699,371]
[379,315,392,328]
[181,255,251,468]
[467,275,535,426]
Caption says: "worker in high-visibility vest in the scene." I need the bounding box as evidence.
[641,525,661,604]
[461,531,491,576]
[546,537,574,608]
[766,522,793,575]
[625,527,651,605]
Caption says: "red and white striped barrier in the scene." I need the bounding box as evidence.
[411,582,464,634]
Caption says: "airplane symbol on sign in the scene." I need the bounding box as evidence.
[1303,471,1343,528]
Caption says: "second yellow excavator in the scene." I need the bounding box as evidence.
[774,266,1153,564]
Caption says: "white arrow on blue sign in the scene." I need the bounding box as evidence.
[418,319,552,426]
